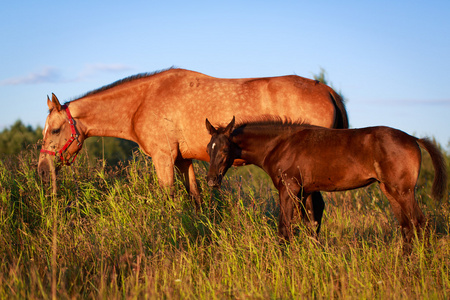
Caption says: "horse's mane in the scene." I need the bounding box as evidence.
[68,66,177,102]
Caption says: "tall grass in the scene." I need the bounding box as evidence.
[0,145,449,299]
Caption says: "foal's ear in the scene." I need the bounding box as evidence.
[223,116,235,136]
[47,93,62,112]
[205,118,217,135]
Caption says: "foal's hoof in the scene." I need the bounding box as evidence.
[277,235,291,246]
[65,200,76,214]
[402,242,413,256]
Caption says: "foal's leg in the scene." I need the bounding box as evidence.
[278,186,297,242]
[175,158,202,211]
[379,183,426,244]
[304,192,325,236]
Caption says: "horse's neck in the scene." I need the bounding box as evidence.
[69,96,137,141]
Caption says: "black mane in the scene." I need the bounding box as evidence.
[224,115,311,137]
[234,115,307,129]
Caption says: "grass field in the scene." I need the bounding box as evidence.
[1,145,449,299]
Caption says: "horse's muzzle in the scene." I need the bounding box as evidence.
[37,158,59,183]
[38,160,50,182]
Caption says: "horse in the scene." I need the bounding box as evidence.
[38,67,348,213]
[205,116,447,245]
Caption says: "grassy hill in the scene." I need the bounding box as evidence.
[1,145,449,299]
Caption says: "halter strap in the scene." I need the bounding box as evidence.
[40,104,83,166]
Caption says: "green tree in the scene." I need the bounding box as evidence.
[314,68,346,104]
[0,120,137,166]
[83,137,138,166]
[0,120,43,155]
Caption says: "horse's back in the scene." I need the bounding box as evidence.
[133,68,345,160]
[148,69,337,118]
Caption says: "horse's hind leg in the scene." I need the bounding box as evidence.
[379,182,426,244]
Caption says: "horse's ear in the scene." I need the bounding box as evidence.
[47,95,52,110]
[206,118,217,135]
[49,93,62,112]
[224,116,235,136]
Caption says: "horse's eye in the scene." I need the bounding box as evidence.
[52,128,61,135]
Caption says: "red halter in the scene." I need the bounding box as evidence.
[40,104,83,166]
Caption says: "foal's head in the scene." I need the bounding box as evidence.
[205,117,237,188]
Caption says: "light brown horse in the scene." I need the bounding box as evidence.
[38,68,348,211]
[205,117,447,245]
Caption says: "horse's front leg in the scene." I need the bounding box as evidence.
[152,151,177,200]
[175,158,202,212]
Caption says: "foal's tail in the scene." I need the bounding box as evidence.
[417,138,448,201]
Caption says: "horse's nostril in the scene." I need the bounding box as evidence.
[38,163,51,182]
[207,174,218,187]
[39,169,47,181]
[207,174,222,188]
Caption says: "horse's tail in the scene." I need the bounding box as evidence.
[329,90,349,129]
[417,138,448,201]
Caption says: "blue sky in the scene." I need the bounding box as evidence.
[1,1,449,148]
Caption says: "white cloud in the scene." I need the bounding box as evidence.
[0,64,134,86]
[0,67,61,85]
[76,63,133,80]
[364,98,450,105]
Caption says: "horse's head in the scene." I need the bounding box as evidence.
[205,116,237,188]
[38,94,85,182]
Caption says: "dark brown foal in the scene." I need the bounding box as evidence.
[205,117,447,245]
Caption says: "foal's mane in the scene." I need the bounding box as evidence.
[228,115,310,136]
[235,115,308,128]
[69,67,177,102]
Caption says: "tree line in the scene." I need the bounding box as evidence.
[0,120,137,166]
